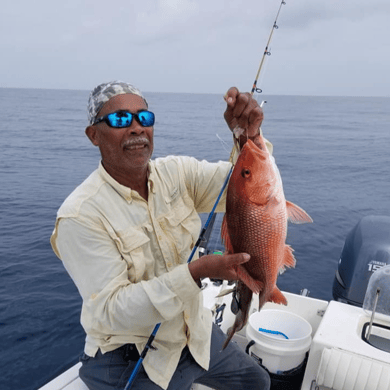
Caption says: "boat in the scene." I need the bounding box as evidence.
[39,215,390,390]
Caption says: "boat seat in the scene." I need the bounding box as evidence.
[316,348,390,390]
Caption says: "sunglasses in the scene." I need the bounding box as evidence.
[93,110,155,128]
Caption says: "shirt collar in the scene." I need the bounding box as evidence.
[148,161,156,194]
[98,161,155,201]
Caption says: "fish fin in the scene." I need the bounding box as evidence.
[236,265,263,294]
[222,284,252,350]
[278,246,296,274]
[268,286,288,306]
[221,214,234,253]
[286,201,313,224]
[216,288,236,298]
[283,245,296,268]
[222,324,237,350]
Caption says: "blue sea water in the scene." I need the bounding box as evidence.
[0,87,389,389]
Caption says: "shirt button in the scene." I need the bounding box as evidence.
[167,262,172,268]
[158,235,162,240]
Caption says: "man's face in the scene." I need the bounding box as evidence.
[86,94,154,176]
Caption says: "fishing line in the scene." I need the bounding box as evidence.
[216,133,233,155]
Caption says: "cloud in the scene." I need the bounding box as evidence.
[283,0,390,29]
[0,0,389,96]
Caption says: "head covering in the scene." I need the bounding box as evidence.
[87,80,147,125]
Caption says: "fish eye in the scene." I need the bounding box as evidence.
[241,168,251,178]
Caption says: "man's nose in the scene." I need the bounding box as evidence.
[128,121,144,134]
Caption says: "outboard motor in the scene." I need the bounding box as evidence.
[332,215,390,307]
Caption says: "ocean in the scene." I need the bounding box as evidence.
[1,87,389,389]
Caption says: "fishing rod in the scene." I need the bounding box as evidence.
[231,0,285,157]
[251,0,286,96]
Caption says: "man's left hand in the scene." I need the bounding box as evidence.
[224,87,263,138]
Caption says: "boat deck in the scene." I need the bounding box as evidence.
[40,286,390,390]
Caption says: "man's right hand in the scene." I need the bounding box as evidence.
[188,252,259,293]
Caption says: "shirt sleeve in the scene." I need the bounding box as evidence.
[54,217,201,335]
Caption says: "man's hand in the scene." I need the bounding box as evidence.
[224,87,263,139]
[189,252,261,294]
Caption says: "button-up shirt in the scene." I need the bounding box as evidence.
[51,138,273,389]
[51,155,235,389]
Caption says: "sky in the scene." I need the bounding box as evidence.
[1,0,390,97]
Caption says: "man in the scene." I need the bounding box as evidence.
[51,81,271,390]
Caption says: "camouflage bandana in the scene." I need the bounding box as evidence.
[87,81,147,125]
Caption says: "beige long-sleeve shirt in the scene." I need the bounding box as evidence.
[50,156,233,389]
[51,136,273,389]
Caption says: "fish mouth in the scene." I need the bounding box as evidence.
[242,143,267,161]
[123,138,150,151]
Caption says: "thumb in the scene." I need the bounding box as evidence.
[227,253,251,265]
[224,86,239,106]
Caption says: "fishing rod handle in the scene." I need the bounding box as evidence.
[124,323,161,389]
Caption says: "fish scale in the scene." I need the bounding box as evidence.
[221,137,312,349]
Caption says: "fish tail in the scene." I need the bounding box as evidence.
[222,284,253,350]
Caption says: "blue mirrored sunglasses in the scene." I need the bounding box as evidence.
[93,110,155,128]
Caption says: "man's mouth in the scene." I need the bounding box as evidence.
[123,138,149,150]
[125,144,147,150]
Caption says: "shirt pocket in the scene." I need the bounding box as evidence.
[115,228,153,283]
[160,195,201,264]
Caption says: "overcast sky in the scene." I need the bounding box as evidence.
[1,0,390,97]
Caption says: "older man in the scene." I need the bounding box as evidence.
[51,81,271,390]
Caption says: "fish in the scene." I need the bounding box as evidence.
[221,136,312,349]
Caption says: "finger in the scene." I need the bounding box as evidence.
[247,107,263,136]
[224,88,240,130]
[236,95,257,129]
[224,91,250,131]
[232,93,251,119]
[224,87,240,107]
[226,253,251,266]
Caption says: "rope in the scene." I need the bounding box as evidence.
[258,328,289,339]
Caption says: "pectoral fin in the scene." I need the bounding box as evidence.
[221,214,234,253]
[286,201,313,224]
[236,265,263,294]
[216,288,236,298]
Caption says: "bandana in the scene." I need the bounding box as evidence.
[87,80,147,125]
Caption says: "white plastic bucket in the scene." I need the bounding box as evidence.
[246,309,312,373]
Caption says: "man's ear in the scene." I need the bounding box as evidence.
[85,126,99,146]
